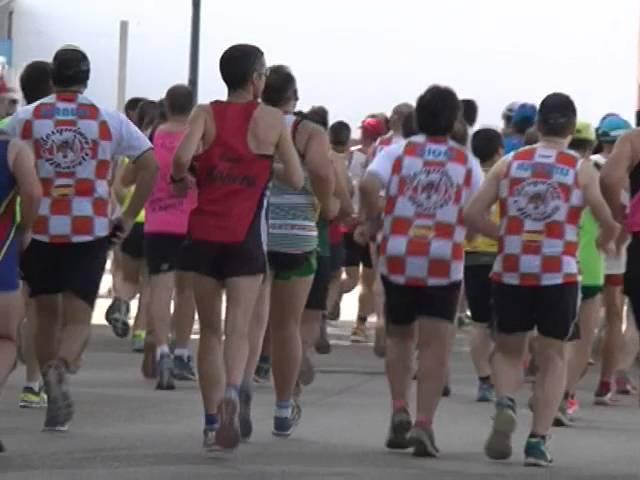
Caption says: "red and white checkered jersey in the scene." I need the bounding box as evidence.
[491,145,584,286]
[7,92,152,243]
[368,133,403,164]
[368,136,483,286]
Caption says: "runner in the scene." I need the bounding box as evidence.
[465,93,619,466]
[359,85,483,457]
[14,60,52,409]
[144,84,196,390]
[559,121,602,424]
[501,101,519,136]
[7,45,158,432]
[261,65,335,438]
[465,127,504,402]
[600,118,640,403]
[592,115,637,404]
[0,133,41,451]
[342,115,386,342]
[172,45,303,451]
[503,103,537,154]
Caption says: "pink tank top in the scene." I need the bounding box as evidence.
[144,128,196,235]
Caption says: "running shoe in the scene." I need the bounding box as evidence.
[19,386,47,409]
[552,399,571,427]
[373,326,386,358]
[615,372,638,395]
[43,361,73,432]
[155,353,175,391]
[298,352,315,387]
[105,298,130,339]
[566,397,580,417]
[239,385,253,441]
[273,401,302,438]
[202,427,218,453]
[131,330,145,353]
[385,408,412,450]
[476,382,495,403]
[484,397,517,460]
[314,318,331,355]
[408,426,440,458]
[524,436,553,467]
[216,393,241,449]
[594,382,615,406]
[350,324,368,343]
[173,355,197,381]
[442,384,451,397]
[254,361,271,384]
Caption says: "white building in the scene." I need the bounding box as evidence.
[2,0,640,127]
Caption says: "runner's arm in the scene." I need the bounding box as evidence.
[8,139,41,230]
[304,126,336,220]
[580,159,620,252]
[600,131,636,223]
[275,119,304,190]
[463,160,502,240]
[172,105,207,180]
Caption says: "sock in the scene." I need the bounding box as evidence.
[204,413,219,430]
[528,432,546,441]
[392,400,408,411]
[225,384,240,399]
[156,344,170,360]
[258,354,270,366]
[174,348,190,359]
[415,416,432,429]
[478,375,491,384]
[275,400,292,418]
[498,396,516,411]
[357,315,367,326]
[25,381,41,391]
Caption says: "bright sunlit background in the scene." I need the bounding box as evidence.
[10,0,640,129]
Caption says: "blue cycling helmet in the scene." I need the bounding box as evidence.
[597,115,631,144]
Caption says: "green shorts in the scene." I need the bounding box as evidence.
[269,251,317,281]
[581,285,603,301]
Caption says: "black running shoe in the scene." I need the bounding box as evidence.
[43,361,73,432]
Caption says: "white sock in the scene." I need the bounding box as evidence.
[25,381,41,391]
[174,348,190,359]
[156,344,170,360]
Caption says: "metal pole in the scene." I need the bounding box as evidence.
[188,0,201,100]
[116,20,129,111]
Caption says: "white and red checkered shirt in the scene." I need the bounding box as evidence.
[8,92,152,243]
[491,145,584,286]
[368,136,483,286]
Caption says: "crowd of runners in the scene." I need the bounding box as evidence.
[0,42,638,469]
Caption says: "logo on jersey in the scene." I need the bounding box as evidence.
[404,167,455,215]
[513,179,563,222]
[39,127,93,172]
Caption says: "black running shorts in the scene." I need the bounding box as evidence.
[144,234,187,276]
[343,232,373,269]
[305,255,331,311]
[381,276,461,326]
[463,262,495,326]
[121,222,145,260]
[21,238,110,307]
[493,282,579,341]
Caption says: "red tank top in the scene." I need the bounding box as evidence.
[189,101,273,243]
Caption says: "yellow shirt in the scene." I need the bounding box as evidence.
[466,204,499,253]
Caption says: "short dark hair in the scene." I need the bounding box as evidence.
[135,100,160,131]
[125,97,147,119]
[401,112,418,138]
[165,84,194,117]
[51,46,90,88]
[262,65,297,108]
[461,99,478,128]
[415,85,460,136]
[537,93,577,138]
[20,61,52,104]
[306,106,329,130]
[329,121,351,147]
[219,44,264,92]
[472,128,503,165]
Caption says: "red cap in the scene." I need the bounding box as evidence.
[360,117,386,141]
